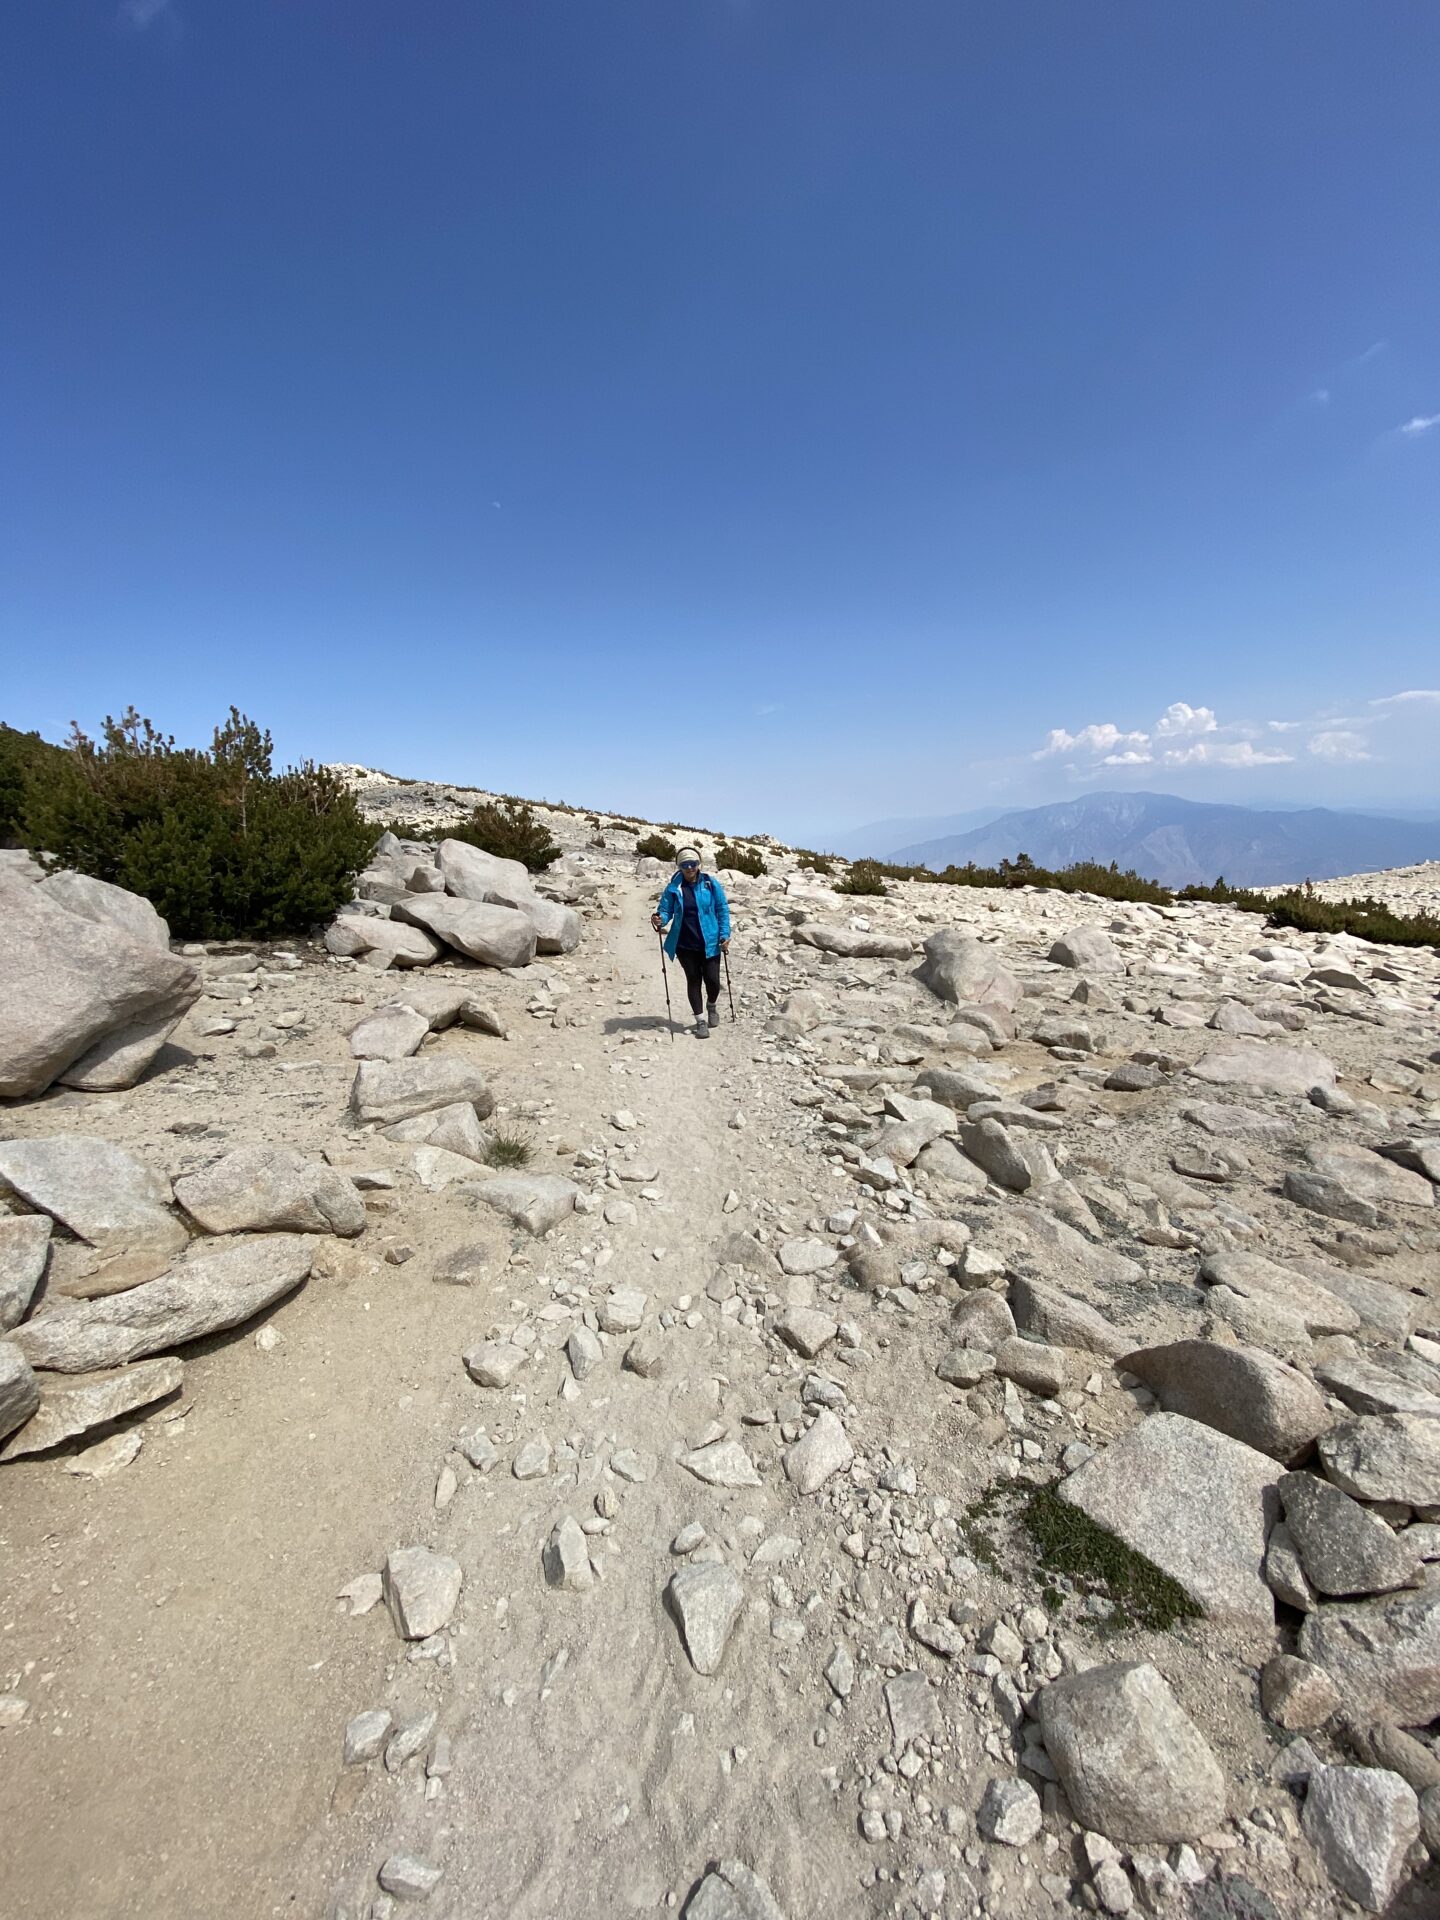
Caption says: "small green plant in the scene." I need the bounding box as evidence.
[483,1129,533,1169]
[835,859,888,896]
[717,842,766,877]
[447,798,559,872]
[635,832,678,862]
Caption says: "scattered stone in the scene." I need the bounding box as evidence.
[1119,1339,1330,1462]
[1279,1471,1422,1597]
[1301,1765,1418,1912]
[175,1146,366,1237]
[684,1858,786,1920]
[782,1409,853,1495]
[382,1547,462,1640]
[1319,1414,1440,1508]
[543,1516,595,1591]
[1,1355,182,1461]
[1298,1586,1440,1723]
[0,1216,52,1331]
[1009,1276,1130,1359]
[377,1854,444,1901]
[1037,1660,1226,1843]
[977,1776,1042,1846]
[1261,1655,1340,1731]
[0,1136,185,1258]
[680,1439,761,1489]
[12,1235,314,1373]
[66,1429,142,1477]
[350,1057,494,1126]
[343,1708,392,1765]
[666,1563,744,1674]
[469,1173,578,1236]
[0,1342,40,1445]
[773,1307,838,1359]
[1189,1040,1337,1099]
[598,1287,646,1334]
[512,1435,552,1480]
[1048,926,1125,973]
[463,1342,527,1388]
[936,1347,995,1388]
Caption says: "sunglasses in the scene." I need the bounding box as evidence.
[681,861,699,869]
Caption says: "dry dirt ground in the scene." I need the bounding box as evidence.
[2,855,1439,1920]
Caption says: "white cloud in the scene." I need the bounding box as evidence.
[1160,741,1294,768]
[119,0,177,28]
[1399,414,1440,438]
[1307,729,1371,763]
[1034,722,1148,760]
[1369,688,1440,707]
[1265,718,1305,732]
[1153,702,1217,739]
[1101,749,1152,766]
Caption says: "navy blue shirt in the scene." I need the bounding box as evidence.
[677,877,704,951]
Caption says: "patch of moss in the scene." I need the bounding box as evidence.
[1021,1485,1202,1635]
[960,1477,1202,1637]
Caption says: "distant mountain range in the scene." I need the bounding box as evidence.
[882,791,1440,889]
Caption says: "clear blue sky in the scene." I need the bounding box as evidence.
[3,2,1437,843]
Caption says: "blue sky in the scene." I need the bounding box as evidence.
[3,2,1437,845]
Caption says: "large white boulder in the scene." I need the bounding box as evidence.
[392,895,538,968]
[436,839,536,910]
[0,874,200,1096]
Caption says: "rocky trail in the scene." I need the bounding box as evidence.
[2,819,1440,1920]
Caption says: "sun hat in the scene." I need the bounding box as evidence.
[677,847,701,865]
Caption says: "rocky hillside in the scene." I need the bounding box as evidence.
[1,787,1438,1920]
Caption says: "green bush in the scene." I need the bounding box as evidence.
[635,832,678,862]
[1177,877,1439,948]
[795,848,835,875]
[17,707,379,939]
[446,798,559,872]
[835,859,888,897]
[377,818,436,843]
[717,842,766,877]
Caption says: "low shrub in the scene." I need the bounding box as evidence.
[446,798,559,872]
[377,818,436,844]
[835,859,888,897]
[0,723,68,844]
[795,849,835,875]
[1177,877,1440,948]
[934,854,1171,905]
[717,843,766,877]
[635,832,678,863]
[16,707,378,939]
[483,1129,533,1169]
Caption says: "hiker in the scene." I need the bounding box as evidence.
[651,847,730,1038]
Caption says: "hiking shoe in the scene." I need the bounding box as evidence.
[707,1001,721,1030]
[695,1018,709,1039]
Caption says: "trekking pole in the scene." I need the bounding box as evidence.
[722,946,736,1021]
[657,933,675,1042]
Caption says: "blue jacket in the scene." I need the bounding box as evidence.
[656,869,731,959]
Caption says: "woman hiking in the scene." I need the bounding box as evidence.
[651,848,730,1039]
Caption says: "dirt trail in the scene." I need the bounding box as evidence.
[0,878,850,1920]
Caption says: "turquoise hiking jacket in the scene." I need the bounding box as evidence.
[656,870,731,959]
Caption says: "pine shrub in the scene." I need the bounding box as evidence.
[445,798,559,871]
[16,707,379,939]
[635,832,678,862]
[717,843,766,877]
[835,859,888,896]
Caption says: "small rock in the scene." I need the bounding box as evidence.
[382,1547,462,1640]
[977,1776,1042,1846]
[667,1563,744,1675]
[1302,1765,1418,1912]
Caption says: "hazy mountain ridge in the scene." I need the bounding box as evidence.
[887,790,1440,888]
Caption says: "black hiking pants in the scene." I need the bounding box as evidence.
[676,947,721,1016]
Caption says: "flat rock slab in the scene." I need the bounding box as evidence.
[0,1136,184,1257]
[11,1235,314,1373]
[1037,1660,1226,1844]
[884,1670,942,1751]
[1009,1276,1130,1359]
[667,1563,743,1674]
[777,1236,838,1276]
[773,1307,838,1359]
[1279,1471,1422,1597]
[393,894,538,968]
[680,1439,761,1489]
[685,1858,786,1920]
[1319,1415,1440,1509]
[1316,1354,1440,1418]
[1058,1413,1280,1638]
[469,1174,578,1236]
[0,874,200,1098]
[793,922,914,961]
[175,1146,365,1237]
[324,915,444,968]
[0,1355,182,1460]
[463,1342,527,1388]
[1302,1765,1419,1912]
[1305,1145,1434,1211]
[1298,1587,1440,1724]
[347,1006,430,1060]
[1200,1250,1359,1337]
[383,1546,462,1639]
[0,1215,51,1331]
[1189,1039,1336,1099]
[0,1341,39,1444]
[351,1057,495,1126]
[783,1408,853,1495]
[1120,1339,1330,1462]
